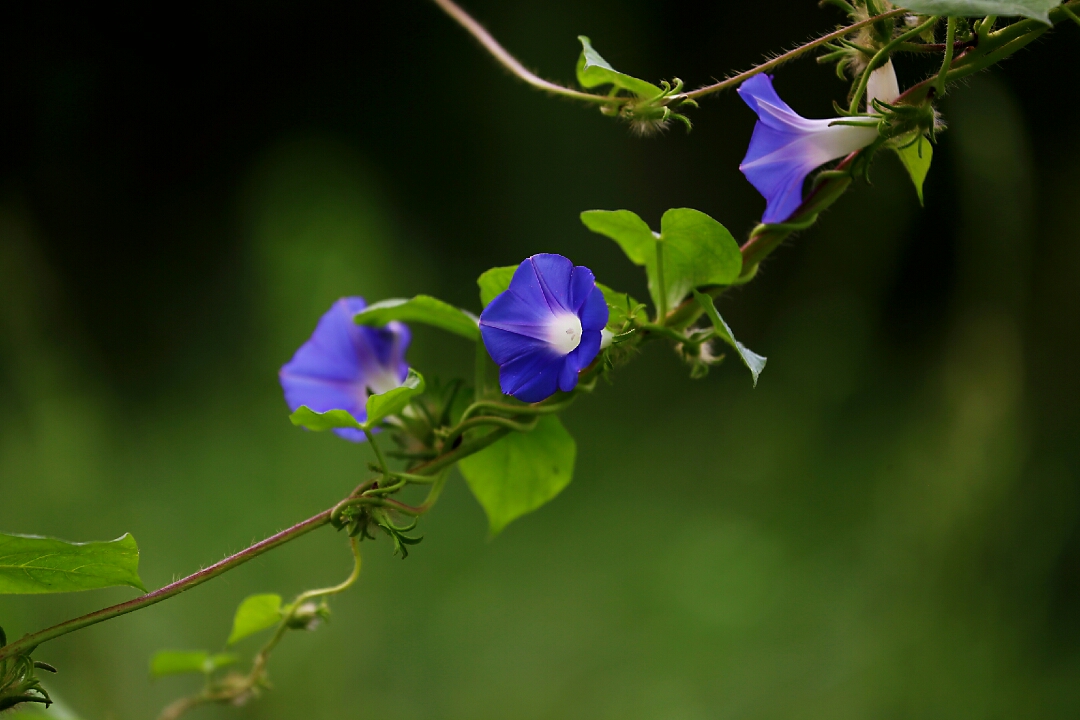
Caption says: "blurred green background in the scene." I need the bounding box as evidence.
[2,1,1079,718]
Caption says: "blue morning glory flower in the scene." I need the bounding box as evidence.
[480,254,609,404]
[279,297,411,442]
[738,74,880,224]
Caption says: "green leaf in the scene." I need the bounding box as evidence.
[694,291,767,386]
[898,0,1060,21]
[227,593,283,645]
[289,406,364,433]
[459,415,576,535]
[477,265,517,307]
[580,210,655,266]
[149,650,238,679]
[354,295,480,341]
[895,134,933,205]
[581,208,742,314]
[576,36,662,98]
[289,369,426,432]
[0,533,146,595]
[365,368,425,428]
[659,209,743,311]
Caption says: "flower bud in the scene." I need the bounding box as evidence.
[286,601,329,631]
[866,60,901,109]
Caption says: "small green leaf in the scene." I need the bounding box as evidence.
[895,134,933,206]
[477,265,517,307]
[365,368,425,428]
[659,209,743,311]
[581,208,742,314]
[354,296,479,341]
[0,533,146,595]
[580,210,655,266]
[459,415,576,535]
[576,36,663,98]
[694,291,767,386]
[290,406,364,433]
[596,283,647,329]
[227,593,283,645]
[290,369,426,432]
[897,0,1060,22]
[150,650,238,679]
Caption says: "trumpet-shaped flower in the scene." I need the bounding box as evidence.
[480,254,608,403]
[738,74,880,224]
[279,297,411,442]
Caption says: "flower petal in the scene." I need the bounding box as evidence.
[280,297,368,383]
[356,322,411,395]
[280,296,413,443]
[577,285,609,332]
[738,74,878,224]
[529,254,575,313]
[500,351,563,403]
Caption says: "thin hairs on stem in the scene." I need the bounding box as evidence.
[684,8,907,100]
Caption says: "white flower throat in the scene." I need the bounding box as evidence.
[546,312,583,355]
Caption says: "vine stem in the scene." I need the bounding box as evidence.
[684,8,908,100]
[429,0,615,104]
[935,17,958,97]
[0,428,508,664]
[6,0,1077,676]
[666,0,1080,332]
[0,511,333,664]
[158,538,363,720]
[431,0,907,105]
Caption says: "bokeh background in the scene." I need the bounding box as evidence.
[2,2,1079,718]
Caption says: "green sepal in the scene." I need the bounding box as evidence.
[597,283,647,330]
[149,650,238,679]
[354,296,479,341]
[459,415,576,536]
[0,533,146,595]
[227,593,283,645]
[693,291,767,386]
[576,36,662,98]
[289,369,426,432]
[365,368,425,427]
[894,133,933,206]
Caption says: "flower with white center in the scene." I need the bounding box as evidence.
[279,297,411,442]
[738,74,880,224]
[479,254,609,403]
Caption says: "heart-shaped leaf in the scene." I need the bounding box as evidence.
[0,533,146,595]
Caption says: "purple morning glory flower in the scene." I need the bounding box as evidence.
[480,254,608,404]
[279,297,411,442]
[738,74,880,224]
